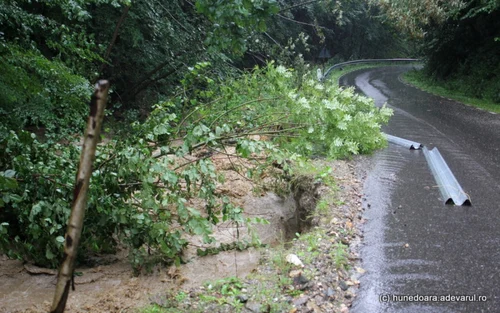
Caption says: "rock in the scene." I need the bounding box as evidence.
[324,287,335,298]
[340,304,349,313]
[339,281,349,291]
[293,295,309,307]
[237,294,249,303]
[307,300,322,312]
[289,270,302,278]
[293,273,309,285]
[286,254,304,267]
[313,294,324,305]
[245,301,263,313]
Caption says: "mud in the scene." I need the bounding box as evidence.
[0,151,322,313]
[0,193,300,313]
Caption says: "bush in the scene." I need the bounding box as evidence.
[0,44,91,137]
[0,63,392,269]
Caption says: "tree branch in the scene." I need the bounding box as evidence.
[98,6,130,76]
[264,32,283,48]
[50,80,110,313]
[129,68,179,99]
[209,97,280,128]
[279,0,324,13]
[276,14,333,30]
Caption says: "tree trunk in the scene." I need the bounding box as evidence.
[50,80,110,313]
[98,5,130,76]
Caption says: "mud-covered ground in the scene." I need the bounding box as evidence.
[0,157,367,313]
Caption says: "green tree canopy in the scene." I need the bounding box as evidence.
[375,0,500,102]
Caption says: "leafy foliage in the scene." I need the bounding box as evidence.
[423,2,500,103]
[0,63,391,269]
[0,44,90,136]
[196,0,279,54]
[0,0,395,271]
[375,0,500,104]
[248,0,411,67]
[373,0,466,39]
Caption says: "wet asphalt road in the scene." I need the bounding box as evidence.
[339,66,500,313]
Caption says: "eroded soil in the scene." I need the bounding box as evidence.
[0,157,366,313]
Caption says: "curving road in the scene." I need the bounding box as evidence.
[340,66,500,313]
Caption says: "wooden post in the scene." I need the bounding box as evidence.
[50,80,110,313]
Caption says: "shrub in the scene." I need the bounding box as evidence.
[0,63,391,269]
[0,44,90,137]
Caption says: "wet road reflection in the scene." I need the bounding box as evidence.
[340,66,500,313]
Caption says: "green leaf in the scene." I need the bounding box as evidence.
[3,170,16,178]
[45,249,55,260]
[0,222,9,234]
[30,202,43,220]
[163,171,178,184]
[153,124,170,136]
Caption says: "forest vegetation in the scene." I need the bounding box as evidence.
[0,0,498,272]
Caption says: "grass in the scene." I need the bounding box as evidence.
[139,244,297,313]
[402,69,500,114]
[323,62,421,86]
[325,64,380,84]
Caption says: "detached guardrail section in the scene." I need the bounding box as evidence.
[322,58,421,80]
[320,59,469,206]
[422,147,471,206]
[385,134,471,206]
[385,133,423,150]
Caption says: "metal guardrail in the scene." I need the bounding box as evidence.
[322,58,421,80]
[323,59,468,206]
[384,133,423,150]
[385,134,471,206]
[423,147,471,206]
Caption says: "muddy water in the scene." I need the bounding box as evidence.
[0,191,303,312]
[179,192,299,288]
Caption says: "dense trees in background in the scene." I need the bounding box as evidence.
[376,0,500,102]
[0,0,409,131]
[1,0,497,136]
[0,0,397,269]
[263,0,409,62]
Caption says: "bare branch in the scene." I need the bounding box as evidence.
[276,14,333,30]
[279,0,324,13]
[50,80,110,313]
[98,6,130,77]
[263,32,283,48]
